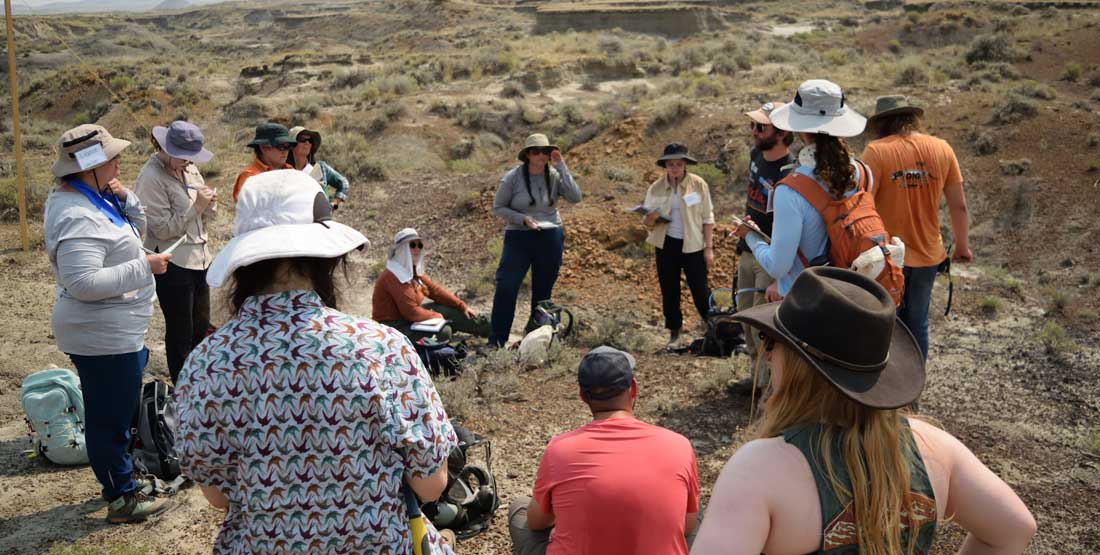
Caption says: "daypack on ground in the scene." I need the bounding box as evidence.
[21,368,89,465]
[518,325,555,368]
[421,424,500,540]
[131,380,181,481]
[414,338,468,377]
[780,160,905,305]
[525,300,575,337]
[690,288,745,358]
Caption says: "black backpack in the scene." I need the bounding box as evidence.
[130,380,182,482]
[690,288,745,358]
[525,300,575,337]
[414,339,468,377]
[421,424,500,540]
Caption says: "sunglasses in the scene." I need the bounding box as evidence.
[296,137,312,144]
[408,241,424,249]
[750,122,772,133]
[263,143,292,151]
[758,331,777,353]
[530,147,556,156]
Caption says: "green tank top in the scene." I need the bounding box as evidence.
[781,418,937,555]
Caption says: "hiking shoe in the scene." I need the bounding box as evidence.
[727,377,760,396]
[106,491,175,524]
[667,328,682,349]
[101,477,154,502]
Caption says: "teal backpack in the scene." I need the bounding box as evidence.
[21,368,89,465]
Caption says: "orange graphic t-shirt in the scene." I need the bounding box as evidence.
[862,133,964,267]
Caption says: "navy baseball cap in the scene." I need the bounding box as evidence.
[578,346,636,400]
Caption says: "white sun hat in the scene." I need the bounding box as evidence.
[769,79,867,138]
[206,169,369,287]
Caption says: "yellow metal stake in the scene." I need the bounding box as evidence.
[5,0,29,252]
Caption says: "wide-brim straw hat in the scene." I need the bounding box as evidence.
[51,124,132,177]
[769,80,867,138]
[731,266,924,409]
[152,121,214,164]
[206,169,369,287]
[288,125,322,158]
[867,95,925,123]
[517,133,559,162]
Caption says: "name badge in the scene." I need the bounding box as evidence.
[74,144,108,170]
[683,192,702,207]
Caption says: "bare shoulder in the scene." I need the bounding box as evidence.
[908,417,966,459]
[725,436,806,477]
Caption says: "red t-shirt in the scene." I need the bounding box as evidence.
[532,417,699,555]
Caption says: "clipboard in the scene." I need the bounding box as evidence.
[731,215,770,243]
[143,235,187,255]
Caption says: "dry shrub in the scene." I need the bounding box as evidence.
[969,131,998,156]
[965,34,1018,64]
[999,158,1031,176]
[990,96,1037,125]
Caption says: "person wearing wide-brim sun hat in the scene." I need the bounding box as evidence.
[638,143,716,348]
[133,120,218,385]
[372,227,491,342]
[175,169,461,554]
[488,133,583,347]
[286,125,351,210]
[43,123,176,523]
[731,79,871,302]
[861,95,972,362]
[232,122,294,202]
[691,266,1036,555]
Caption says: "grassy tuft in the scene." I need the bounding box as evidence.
[980,296,1003,316]
[1038,320,1075,356]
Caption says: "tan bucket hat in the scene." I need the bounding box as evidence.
[51,124,132,177]
[517,133,559,162]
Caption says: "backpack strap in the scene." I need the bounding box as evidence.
[778,172,831,269]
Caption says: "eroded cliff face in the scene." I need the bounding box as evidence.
[534,6,725,37]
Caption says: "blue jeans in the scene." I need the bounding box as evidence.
[898,265,939,361]
[489,228,565,346]
[68,347,148,502]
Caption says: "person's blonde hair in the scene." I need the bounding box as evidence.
[755,345,919,555]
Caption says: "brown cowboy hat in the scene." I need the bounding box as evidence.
[731,266,924,409]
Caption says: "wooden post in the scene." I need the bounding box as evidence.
[5,0,29,252]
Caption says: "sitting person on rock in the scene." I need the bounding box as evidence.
[372,228,489,341]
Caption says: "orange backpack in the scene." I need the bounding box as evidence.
[780,161,905,305]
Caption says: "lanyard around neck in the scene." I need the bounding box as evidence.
[67,178,138,237]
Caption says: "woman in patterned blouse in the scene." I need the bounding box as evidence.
[174,170,459,554]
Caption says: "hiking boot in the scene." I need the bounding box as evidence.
[667,328,682,349]
[106,491,175,524]
[727,377,761,396]
[102,477,154,502]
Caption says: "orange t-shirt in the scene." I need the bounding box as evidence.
[862,133,964,267]
[232,159,291,202]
